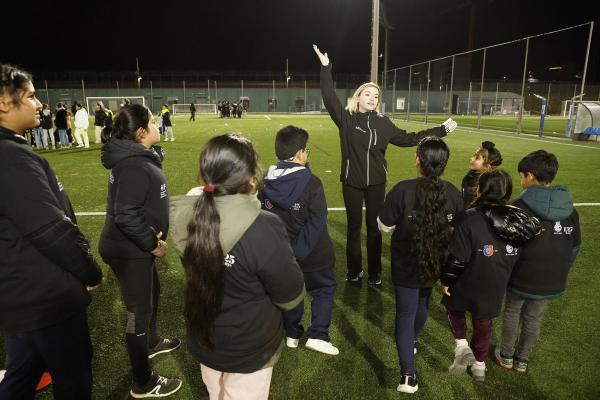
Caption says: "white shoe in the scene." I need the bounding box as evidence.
[170,138,175,142]
[286,337,299,348]
[305,338,339,355]
[449,345,476,374]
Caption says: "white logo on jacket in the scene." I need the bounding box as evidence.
[292,202,301,211]
[224,254,235,268]
[108,173,114,184]
[355,126,367,133]
[553,221,562,233]
[563,226,574,235]
[160,184,167,198]
[56,176,64,191]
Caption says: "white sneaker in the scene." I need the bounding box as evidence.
[170,138,175,142]
[305,338,339,355]
[286,337,299,348]
[448,345,476,374]
[0,369,5,383]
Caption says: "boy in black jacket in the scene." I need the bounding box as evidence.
[0,64,102,399]
[495,150,581,373]
[258,125,339,355]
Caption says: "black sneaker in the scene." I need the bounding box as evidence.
[397,373,418,394]
[130,372,182,398]
[346,270,364,282]
[368,275,382,287]
[148,337,181,359]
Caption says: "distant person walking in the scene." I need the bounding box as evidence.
[313,44,458,286]
[189,103,196,122]
[161,104,174,141]
[73,103,90,148]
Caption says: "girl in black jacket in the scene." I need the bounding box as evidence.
[98,104,182,398]
[461,141,502,208]
[378,137,463,393]
[313,44,457,285]
[440,169,541,382]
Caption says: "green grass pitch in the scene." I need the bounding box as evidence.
[4,114,600,399]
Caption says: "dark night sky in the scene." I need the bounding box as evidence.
[5,0,600,80]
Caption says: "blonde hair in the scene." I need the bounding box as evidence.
[345,82,381,114]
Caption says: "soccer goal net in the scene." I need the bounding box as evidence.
[172,104,217,115]
[86,96,146,113]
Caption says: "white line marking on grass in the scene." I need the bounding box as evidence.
[264,115,271,120]
[73,203,600,217]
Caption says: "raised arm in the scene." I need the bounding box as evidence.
[388,117,458,147]
[314,44,345,128]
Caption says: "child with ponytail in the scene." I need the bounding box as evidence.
[99,103,182,398]
[378,136,463,393]
[169,133,305,400]
[462,141,503,208]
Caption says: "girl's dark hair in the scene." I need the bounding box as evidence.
[183,133,261,350]
[0,64,32,107]
[479,141,503,168]
[473,169,512,206]
[412,136,451,282]
[101,103,150,143]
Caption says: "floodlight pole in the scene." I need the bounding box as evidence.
[116,80,120,98]
[392,69,396,118]
[517,37,530,135]
[207,80,211,103]
[407,65,412,121]
[579,21,594,102]
[448,56,455,117]
[150,80,154,112]
[183,80,186,104]
[81,80,86,106]
[370,0,380,83]
[425,61,431,124]
[215,81,218,103]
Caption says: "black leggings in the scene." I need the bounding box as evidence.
[107,257,161,386]
[342,183,385,279]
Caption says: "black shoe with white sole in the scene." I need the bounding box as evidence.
[397,373,418,394]
[130,372,182,398]
[148,337,181,359]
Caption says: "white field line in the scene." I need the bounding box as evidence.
[74,203,600,216]
[264,115,271,120]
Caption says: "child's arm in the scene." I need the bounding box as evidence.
[290,179,327,260]
[377,185,400,233]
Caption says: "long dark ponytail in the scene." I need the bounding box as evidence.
[473,169,512,206]
[412,136,452,282]
[101,103,150,143]
[183,133,260,350]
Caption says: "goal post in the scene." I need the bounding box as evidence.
[85,96,146,113]
[172,103,217,115]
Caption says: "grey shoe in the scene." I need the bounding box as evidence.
[468,363,486,382]
[448,345,476,374]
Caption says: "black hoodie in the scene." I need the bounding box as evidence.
[98,138,169,260]
[320,64,447,189]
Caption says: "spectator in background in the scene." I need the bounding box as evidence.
[40,103,55,149]
[93,102,106,144]
[189,103,196,122]
[74,103,90,148]
[54,103,69,148]
[161,104,174,142]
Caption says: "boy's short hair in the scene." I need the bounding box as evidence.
[275,125,308,160]
[518,150,558,184]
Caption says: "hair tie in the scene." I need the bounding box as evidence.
[203,183,215,193]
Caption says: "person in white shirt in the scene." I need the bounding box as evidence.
[74,103,90,148]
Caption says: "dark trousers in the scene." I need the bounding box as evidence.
[342,183,384,279]
[107,257,160,386]
[283,266,337,342]
[394,286,432,374]
[0,312,93,400]
[447,310,493,362]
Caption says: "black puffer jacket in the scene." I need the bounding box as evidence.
[440,205,541,318]
[98,138,169,260]
[320,64,446,189]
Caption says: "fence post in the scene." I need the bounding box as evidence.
[477,48,486,129]
[580,21,594,101]
[392,69,396,119]
[150,80,154,112]
[517,37,530,135]
[407,65,412,121]
[425,61,431,124]
[449,55,455,116]
[44,80,50,105]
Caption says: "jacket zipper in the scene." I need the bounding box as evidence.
[345,159,350,181]
[366,114,372,186]
[382,163,387,179]
[374,129,378,146]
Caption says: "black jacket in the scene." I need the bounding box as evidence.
[98,138,169,260]
[258,161,335,272]
[187,211,305,373]
[378,178,463,287]
[54,108,68,129]
[509,186,581,298]
[94,110,105,127]
[440,205,540,318]
[0,127,102,333]
[40,109,53,129]
[320,64,447,189]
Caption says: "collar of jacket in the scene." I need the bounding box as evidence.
[169,192,261,257]
[0,126,28,143]
[100,137,163,169]
[354,110,378,120]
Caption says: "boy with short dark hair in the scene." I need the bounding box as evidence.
[495,150,581,372]
[258,125,339,355]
